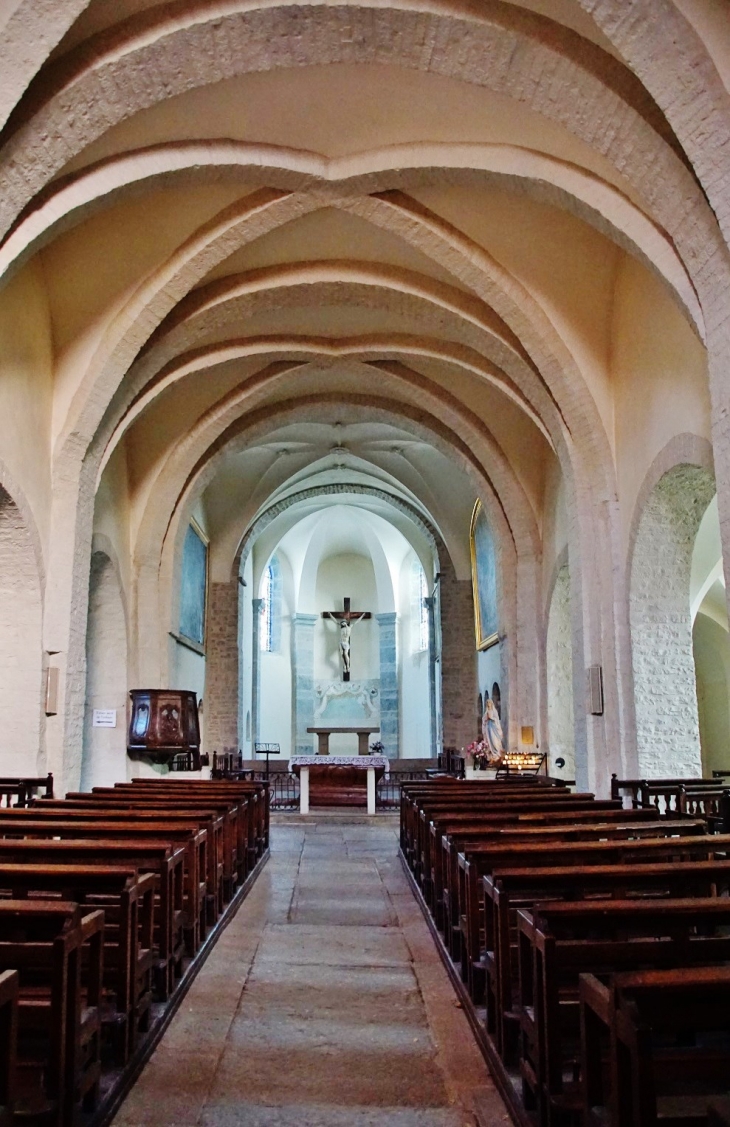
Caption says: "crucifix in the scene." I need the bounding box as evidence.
[322,597,372,681]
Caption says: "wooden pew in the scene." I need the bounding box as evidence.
[434,814,701,940]
[428,808,663,926]
[0,814,208,955]
[0,901,104,1127]
[73,786,248,898]
[457,832,728,1002]
[53,795,233,918]
[0,840,184,1000]
[518,900,730,1126]
[124,778,271,868]
[580,966,730,1127]
[0,863,154,1061]
[483,857,730,1064]
[0,776,53,808]
[408,795,623,886]
[0,970,17,1127]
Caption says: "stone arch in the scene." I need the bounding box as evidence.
[629,460,716,777]
[0,143,701,333]
[546,562,575,780]
[0,481,44,773]
[81,545,128,789]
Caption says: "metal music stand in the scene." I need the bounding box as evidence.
[254,742,281,781]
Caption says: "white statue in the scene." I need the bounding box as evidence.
[482,697,504,761]
[325,612,366,675]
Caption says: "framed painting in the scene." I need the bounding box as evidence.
[179,519,208,647]
[470,500,499,650]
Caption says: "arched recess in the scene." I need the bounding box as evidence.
[629,462,716,778]
[81,548,128,789]
[0,483,43,774]
[546,562,575,780]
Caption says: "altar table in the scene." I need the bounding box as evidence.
[289,755,389,815]
[306,725,379,757]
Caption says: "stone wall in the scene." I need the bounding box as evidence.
[204,579,240,752]
[439,551,477,751]
[630,465,715,777]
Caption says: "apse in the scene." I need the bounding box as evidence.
[246,501,437,761]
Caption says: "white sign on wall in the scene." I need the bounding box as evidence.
[92,709,117,728]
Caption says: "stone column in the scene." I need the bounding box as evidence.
[376,612,398,759]
[251,598,263,749]
[293,613,318,756]
[439,555,477,751]
[204,579,241,754]
[425,595,438,758]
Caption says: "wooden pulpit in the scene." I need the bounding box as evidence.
[127,689,202,770]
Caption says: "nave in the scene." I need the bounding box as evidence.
[112,814,509,1127]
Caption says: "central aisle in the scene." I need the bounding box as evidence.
[113,814,511,1126]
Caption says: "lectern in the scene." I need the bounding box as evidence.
[127,689,202,770]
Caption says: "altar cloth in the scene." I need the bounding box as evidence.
[289,755,390,778]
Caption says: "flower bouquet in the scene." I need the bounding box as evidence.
[465,738,500,771]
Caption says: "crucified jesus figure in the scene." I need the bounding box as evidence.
[322,597,372,680]
[325,612,367,675]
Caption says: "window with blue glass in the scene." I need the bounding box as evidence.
[260,555,282,652]
[411,557,429,652]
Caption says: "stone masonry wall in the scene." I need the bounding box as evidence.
[204,579,240,753]
[440,551,477,751]
[630,465,715,778]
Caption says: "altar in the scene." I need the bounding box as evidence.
[289,755,389,815]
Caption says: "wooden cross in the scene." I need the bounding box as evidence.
[322,597,372,681]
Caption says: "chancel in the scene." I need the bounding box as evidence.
[1,3,730,1125]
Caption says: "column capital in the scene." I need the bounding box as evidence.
[374,611,397,626]
[293,613,319,626]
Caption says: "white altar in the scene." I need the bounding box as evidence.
[289,755,390,815]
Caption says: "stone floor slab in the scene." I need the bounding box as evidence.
[112,815,511,1127]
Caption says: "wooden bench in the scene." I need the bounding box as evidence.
[0,839,184,1001]
[125,778,271,868]
[0,970,17,1127]
[457,831,729,1002]
[64,792,237,913]
[0,863,154,1061]
[0,814,208,955]
[434,814,702,940]
[0,776,54,808]
[518,900,730,1126]
[581,966,730,1127]
[483,857,730,1064]
[0,900,104,1127]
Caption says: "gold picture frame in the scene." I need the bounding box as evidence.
[470,500,499,651]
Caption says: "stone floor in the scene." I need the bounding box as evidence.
[112,813,512,1127]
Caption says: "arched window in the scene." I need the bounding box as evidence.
[411,557,430,652]
[260,555,282,652]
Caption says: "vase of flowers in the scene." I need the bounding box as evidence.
[369,740,385,756]
[465,738,501,774]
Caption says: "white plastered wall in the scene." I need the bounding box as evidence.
[81,551,128,788]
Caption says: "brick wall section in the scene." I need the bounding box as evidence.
[440,551,477,751]
[204,579,240,753]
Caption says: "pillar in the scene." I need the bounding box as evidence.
[251,598,263,749]
[204,579,241,753]
[293,613,318,756]
[376,612,398,759]
[439,556,477,751]
[425,595,439,758]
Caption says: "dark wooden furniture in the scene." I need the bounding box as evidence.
[127,689,201,769]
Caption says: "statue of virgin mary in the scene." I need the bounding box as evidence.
[482,697,504,762]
